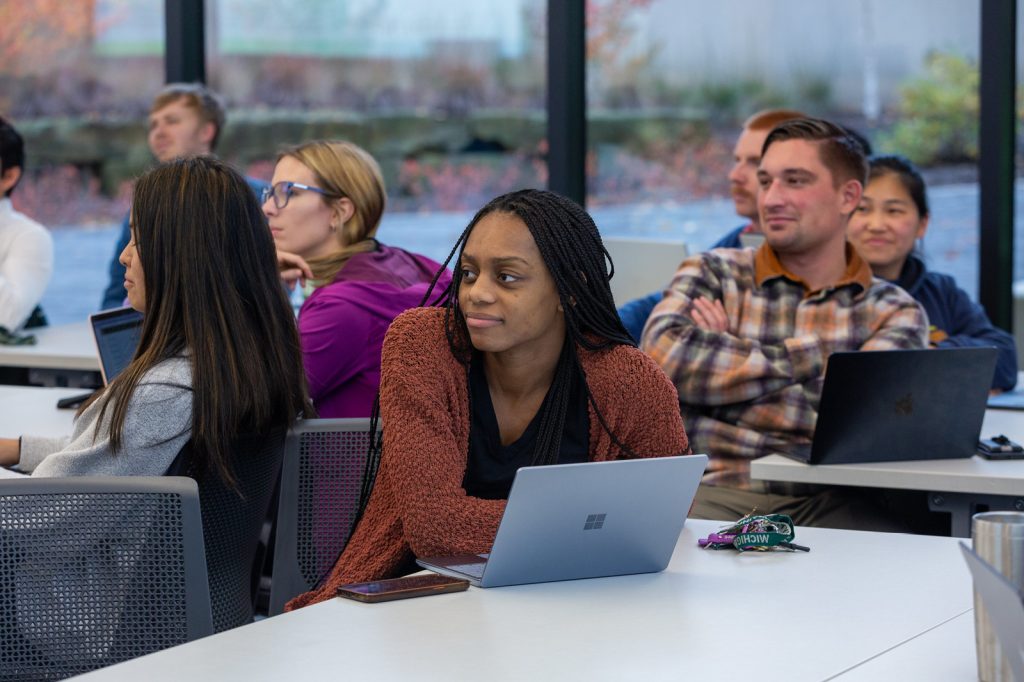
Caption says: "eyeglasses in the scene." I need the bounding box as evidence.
[261,181,340,209]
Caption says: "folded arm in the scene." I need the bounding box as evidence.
[641,257,826,405]
[858,293,929,351]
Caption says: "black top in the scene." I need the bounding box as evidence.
[462,354,590,500]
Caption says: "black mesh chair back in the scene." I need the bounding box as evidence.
[0,477,212,681]
[268,418,378,615]
[167,428,286,632]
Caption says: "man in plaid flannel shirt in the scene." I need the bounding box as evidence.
[641,118,928,530]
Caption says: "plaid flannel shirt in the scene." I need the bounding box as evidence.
[641,244,928,489]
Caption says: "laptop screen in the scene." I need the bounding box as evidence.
[89,307,143,384]
[801,347,997,465]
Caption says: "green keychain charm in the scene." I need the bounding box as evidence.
[698,512,810,552]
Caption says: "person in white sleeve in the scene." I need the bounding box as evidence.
[0,116,53,333]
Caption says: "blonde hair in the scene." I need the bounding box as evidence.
[279,140,386,285]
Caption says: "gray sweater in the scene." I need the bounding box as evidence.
[18,357,192,477]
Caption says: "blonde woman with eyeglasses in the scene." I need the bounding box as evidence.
[262,140,451,418]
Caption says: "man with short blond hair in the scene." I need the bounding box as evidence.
[641,118,927,530]
[100,83,264,309]
[148,83,226,154]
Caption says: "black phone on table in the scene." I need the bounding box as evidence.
[56,391,95,410]
[336,574,469,603]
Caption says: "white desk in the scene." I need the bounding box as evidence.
[0,322,98,372]
[0,385,79,437]
[751,409,1024,536]
[76,520,973,682]
[834,611,976,681]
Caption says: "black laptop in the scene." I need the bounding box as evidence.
[89,307,144,385]
[56,308,143,409]
[779,347,997,465]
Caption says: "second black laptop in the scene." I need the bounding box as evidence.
[780,347,997,465]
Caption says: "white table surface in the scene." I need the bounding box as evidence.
[75,519,974,682]
[0,321,98,371]
[0,385,80,438]
[750,409,1024,496]
[833,610,976,681]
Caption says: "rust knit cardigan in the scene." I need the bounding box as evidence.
[287,307,690,610]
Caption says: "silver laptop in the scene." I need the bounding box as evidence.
[88,307,144,385]
[417,454,708,588]
[960,542,1024,682]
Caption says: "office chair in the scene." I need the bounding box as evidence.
[166,428,286,632]
[268,418,379,615]
[0,477,212,680]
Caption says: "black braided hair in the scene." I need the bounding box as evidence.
[442,189,635,354]
[443,189,637,465]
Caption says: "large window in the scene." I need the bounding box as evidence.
[5,0,1009,330]
[585,0,982,297]
[1,0,165,324]
[205,0,547,266]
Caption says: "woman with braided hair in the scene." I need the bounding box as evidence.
[287,189,689,609]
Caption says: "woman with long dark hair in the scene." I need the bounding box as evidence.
[287,189,689,609]
[0,156,312,478]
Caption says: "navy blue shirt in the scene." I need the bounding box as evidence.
[894,255,1017,391]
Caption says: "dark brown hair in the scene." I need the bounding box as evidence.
[762,117,868,188]
[88,156,313,484]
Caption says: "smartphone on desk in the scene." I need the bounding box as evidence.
[337,574,469,603]
[56,391,95,410]
[977,435,1024,460]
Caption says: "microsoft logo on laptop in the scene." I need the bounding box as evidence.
[583,513,607,530]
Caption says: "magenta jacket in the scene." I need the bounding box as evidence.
[300,243,451,418]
